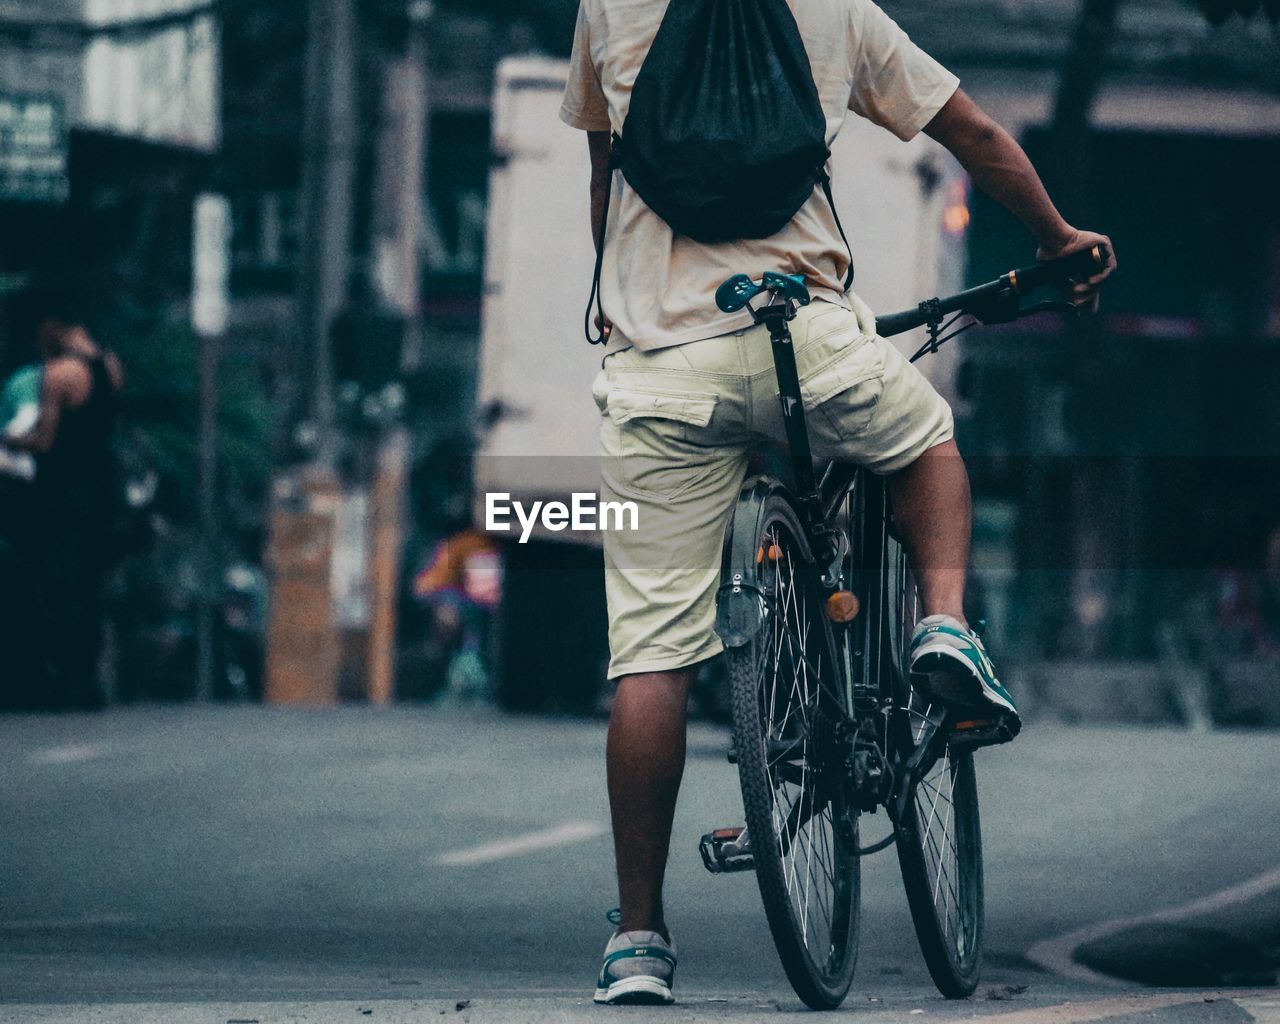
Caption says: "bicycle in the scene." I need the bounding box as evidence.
[697,245,1111,1009]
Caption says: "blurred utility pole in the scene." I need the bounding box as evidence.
[265,0,358,705]
[268,0,429,705]
[192,193,232,703]
[1048,0,1121,225]
[361,0,431,703]
[296,0,357,451]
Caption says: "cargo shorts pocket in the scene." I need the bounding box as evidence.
[599,385,721,501]
[796,339,885,442]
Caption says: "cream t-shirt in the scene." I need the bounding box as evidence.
[559,0,959,352]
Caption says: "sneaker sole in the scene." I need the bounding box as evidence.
[594,976,675,1005]
[911,646,1018,717]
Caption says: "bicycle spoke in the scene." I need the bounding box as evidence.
[919,776,954,807]
[800,774,815,943]
[915,758,970,955]
[807,811,837,934]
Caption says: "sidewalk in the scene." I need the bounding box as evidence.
[1075,884,1280,987]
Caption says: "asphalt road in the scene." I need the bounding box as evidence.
[1,706,1278,1023]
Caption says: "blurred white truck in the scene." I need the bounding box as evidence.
[475,56,969,709]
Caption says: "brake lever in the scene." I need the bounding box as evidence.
[968,290,1078,326]
[966,285,1021,325]
[1019,299,1079,318]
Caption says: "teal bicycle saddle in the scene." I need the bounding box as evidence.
[715,272,811,313]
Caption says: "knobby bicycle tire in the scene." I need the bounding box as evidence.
[726,492,860,1010]
[882,522,985,997]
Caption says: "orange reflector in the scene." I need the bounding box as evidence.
[825,591,860,622]
[757,543,782,563]
[954,720,994,731]
[712,827,744,839]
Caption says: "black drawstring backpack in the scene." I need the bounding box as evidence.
[585,0,855,344]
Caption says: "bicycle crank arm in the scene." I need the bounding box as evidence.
[892,717,951,823]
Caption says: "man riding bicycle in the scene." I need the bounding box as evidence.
[560,0,1116,1004]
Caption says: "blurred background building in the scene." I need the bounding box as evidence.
[1,0,1277,721]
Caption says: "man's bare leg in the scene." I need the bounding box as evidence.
[887,438,971,624]
[607,668,693,940]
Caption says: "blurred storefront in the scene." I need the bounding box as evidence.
[0,2,245,707]
[925,1,1280,712]
[3,0,1275,712]
[0,0,219,308]
[959,126,1280,671]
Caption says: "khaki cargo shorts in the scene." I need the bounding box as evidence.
[594,295,954,679]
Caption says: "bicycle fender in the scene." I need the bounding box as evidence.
[714,476,790,648]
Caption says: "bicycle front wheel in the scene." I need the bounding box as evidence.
[884,528,984,997]
[727,493,860,1010]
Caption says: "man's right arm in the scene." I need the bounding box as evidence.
[923,89,1116,307]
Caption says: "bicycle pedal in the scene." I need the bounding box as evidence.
[949,714,1020,751]
[699,826,754,874]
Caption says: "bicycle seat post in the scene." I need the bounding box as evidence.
[761,302,830,557]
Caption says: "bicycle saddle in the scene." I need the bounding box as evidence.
[715,272,811,313]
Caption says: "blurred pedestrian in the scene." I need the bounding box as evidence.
[0,356,41,540]
[411,527,501,703]
[0,359,40,482]
[6,287,123,709]
[0,354,43,704]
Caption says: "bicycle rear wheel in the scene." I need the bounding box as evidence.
[883,517,984,997]
[727,493,860,1010]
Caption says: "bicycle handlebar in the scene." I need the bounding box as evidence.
[874,244,1111,338]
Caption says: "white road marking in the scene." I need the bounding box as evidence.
[0,914,133,930]
[1027,864,1280,985]
[434,820,607,867]
[27,743,108,765]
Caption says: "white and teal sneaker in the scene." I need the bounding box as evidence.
[594,928,676,1005]
[909,615,1020,731]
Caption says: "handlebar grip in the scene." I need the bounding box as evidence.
[1009,244,1111,294]
[874,308,927,338]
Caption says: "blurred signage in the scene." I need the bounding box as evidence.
[192,193,231,336]
[82,2,220,152]
[0,96,69,204]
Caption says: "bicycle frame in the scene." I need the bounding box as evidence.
[716,303,884,813]
[715,245,1107,818]
[715,297,954,830]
